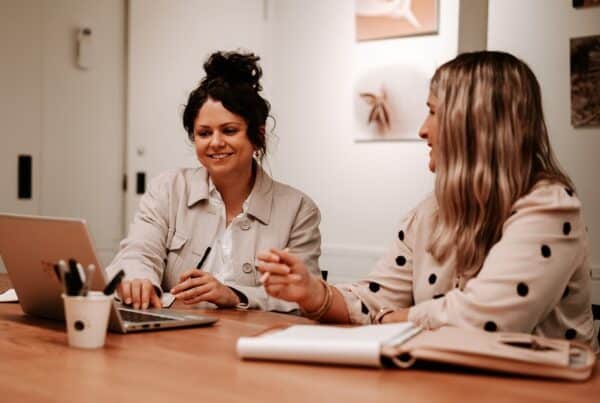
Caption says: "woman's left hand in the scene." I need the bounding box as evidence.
[380,308,410,324]
[170,270,240,307]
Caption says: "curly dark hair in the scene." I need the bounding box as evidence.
[182,51,271,161]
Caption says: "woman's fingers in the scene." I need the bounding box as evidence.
[118,281,132,305]
[256,250,281,263]
[179,269,202,282]
[265,283,285,297]
[183,289,218,305]
[270,248,301,266]
[257,261,291,275]
[174,282,213,300]
[141,280,153,309]
[171,272,210,294]
[151,291,162,308]
[130,279,143,309]
[262,273,302,285]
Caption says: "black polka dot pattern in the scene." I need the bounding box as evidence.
[565,187,574,197]
[562,286,570,299]
[563,222,571,236]
[361,302,369,315]
[484,321,497,332]
[541,245,551,258]
[74,320,85,331]
[395,256,406,266]
[433,293,445,299]
[368,282,380,293]
[398,230,405,241]
[516,282,529,297]
[565,328,576,340]
[428,274,437,285]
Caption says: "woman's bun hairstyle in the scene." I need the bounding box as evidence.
[182,50,271,162]
[202,51,263,91]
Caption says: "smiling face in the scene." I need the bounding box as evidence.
[193,98,255,180]
[418,93,439,172]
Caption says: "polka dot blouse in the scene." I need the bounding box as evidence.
[335,182,598,352]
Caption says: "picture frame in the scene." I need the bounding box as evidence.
[356,0,439,41]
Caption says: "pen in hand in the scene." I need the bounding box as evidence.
[196,246,212,270]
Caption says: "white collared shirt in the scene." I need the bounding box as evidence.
[201,178,251,285]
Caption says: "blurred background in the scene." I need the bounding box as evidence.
[1,0,599,303]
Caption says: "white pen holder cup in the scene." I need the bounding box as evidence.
[62,292,112,349]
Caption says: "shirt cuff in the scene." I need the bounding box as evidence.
[227,286,249,310]
[407,298,446,329]
[334,285,372,325]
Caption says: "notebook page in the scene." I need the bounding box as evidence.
[237,322,416,367]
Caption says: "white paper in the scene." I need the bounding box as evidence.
[237,322,416,367]
[0,288,18,302]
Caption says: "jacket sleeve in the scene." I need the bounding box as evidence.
[105,174,172,291]
[408,185,585,333]
[229,196,322,312]
[335,209,418,324]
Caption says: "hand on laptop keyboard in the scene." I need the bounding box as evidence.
[118,278,162,310]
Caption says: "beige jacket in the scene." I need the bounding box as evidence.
[106,166,321,312]
[337,182,599,352]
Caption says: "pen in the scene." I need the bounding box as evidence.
[66,258,83,296]
[103,269,125,296]
[196,246,212,270]
[57,260,68,294]
[80,264,96,296]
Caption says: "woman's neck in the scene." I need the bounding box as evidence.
[211,163,256,222]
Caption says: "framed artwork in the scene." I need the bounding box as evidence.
[572,0,600,8]
[354,64,431,141]
[570,35,600,127]
[356,0,438,41]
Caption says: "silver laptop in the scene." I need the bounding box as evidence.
[0,213,217,333]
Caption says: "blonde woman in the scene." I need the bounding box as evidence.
[257,51,598,351]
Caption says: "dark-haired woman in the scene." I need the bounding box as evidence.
[106,51,321,311]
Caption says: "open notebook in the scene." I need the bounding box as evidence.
[237,323,597,381]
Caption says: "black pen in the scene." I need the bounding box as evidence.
[196,246,212,270]
[66,258,84,296]
[103,269,125,296]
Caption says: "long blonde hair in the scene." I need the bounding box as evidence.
[429,51,573,274]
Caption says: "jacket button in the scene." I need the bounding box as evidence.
[242,263,253,274]
[240,220,251,231]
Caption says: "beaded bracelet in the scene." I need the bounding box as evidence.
[302,278,333,321]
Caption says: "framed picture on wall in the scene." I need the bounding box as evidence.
[570,35,600,127]
[356,0,438,41]
[354,64,431,141]
[572,0,600,9]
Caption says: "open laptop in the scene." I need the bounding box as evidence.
[0,213,217,333]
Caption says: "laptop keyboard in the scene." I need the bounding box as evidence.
[119,309,177,323]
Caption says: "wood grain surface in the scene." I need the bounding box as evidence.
[0,274,597,403]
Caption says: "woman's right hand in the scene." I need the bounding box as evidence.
[257,249,326,312]
[117,278,162,310]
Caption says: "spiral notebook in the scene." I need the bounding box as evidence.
[237,323,597,381]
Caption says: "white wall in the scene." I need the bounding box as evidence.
[0,0,125,268]
[487,0,600,302]
[268,0,461,282]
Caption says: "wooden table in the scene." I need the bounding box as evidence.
[0,274,598,402]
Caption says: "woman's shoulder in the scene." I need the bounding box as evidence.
[513,181,581,212]
[149,167,207,188]
[269,178,320,212]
